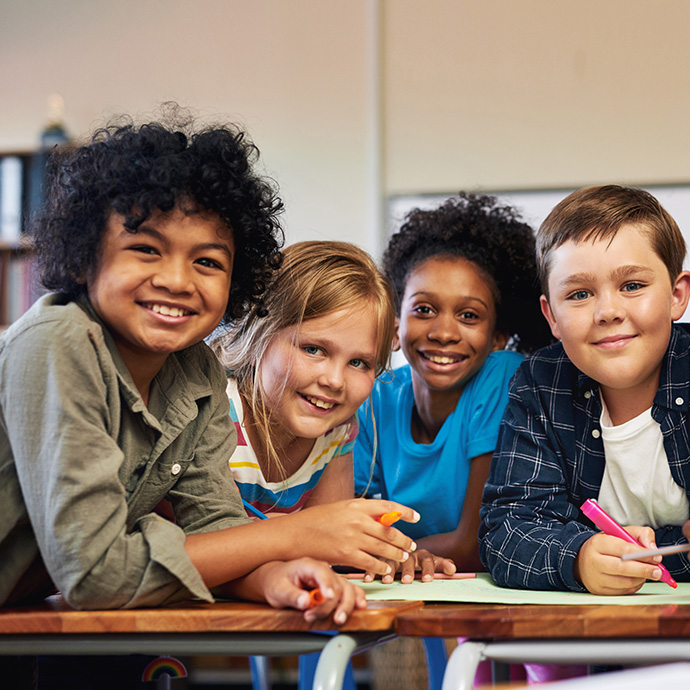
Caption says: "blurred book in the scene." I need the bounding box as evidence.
[0,156,23,242]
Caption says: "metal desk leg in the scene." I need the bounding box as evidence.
[312,633,396,690]
[442,641,486,690]
[313,634,359,690]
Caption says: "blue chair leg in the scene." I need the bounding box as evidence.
[298,651,356,690]
[422,637,448,690]
[249,655,270,690]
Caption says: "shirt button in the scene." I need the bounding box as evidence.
[584,391,592,399]
[171,463,182,476]
[676,397,684,406]
[592,429,601,439]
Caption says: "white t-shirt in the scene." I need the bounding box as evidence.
[598,401,689,529]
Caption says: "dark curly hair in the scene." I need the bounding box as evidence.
[383,192,553,353]
[33,106,284,323]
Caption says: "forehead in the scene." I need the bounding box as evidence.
[404,257,496,302]
[547,224,665,281]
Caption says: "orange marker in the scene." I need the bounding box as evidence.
[378,511,402,527]
[307,588,325,608]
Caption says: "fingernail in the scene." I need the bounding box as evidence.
[334,611,346,624]
[364,574,373,582]
[402,574,413,583]
[410,541,417,552]
[412,511,420,522]
[401,551,409,562]
[297,593,309,609]
[653,568,662,580]
[385,564,392,574]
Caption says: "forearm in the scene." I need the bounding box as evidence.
[184,521,298,589]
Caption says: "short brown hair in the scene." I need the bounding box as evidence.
[537,185,686,297]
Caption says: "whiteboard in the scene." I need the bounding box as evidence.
[388,185,690,322]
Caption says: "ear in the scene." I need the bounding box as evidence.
[491,330,509,352]
[392,316,401,351]
[670,270,690,321]
[540,294,561,340]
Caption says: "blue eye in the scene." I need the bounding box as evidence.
[622,282,643,292]
[304,345,324,356]
[568,290,590,301]
[350,358,371,370]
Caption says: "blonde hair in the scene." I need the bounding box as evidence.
[214,240,395,479]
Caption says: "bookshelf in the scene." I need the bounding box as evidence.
[0,150,44,330]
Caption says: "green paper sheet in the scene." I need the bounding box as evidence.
[357,573,690,605]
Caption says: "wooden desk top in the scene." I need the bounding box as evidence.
[0,597,424,636]
[395,602,690,639]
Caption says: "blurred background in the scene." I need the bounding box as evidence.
[2,0,690,260]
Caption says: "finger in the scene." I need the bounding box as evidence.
[381,558,398,584]
[399,555,417,584]
[329,582,357,625]
[358,533,416,564]
[420,554,438,582]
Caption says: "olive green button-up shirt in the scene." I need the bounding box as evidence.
[0,294,248,609]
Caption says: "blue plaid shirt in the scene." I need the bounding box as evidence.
[479,324,690,591]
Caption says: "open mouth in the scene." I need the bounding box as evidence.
[301,394,335,410]
[421,352,466,365]
[142,303,194,318]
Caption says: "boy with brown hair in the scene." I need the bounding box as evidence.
[479,185,690,595]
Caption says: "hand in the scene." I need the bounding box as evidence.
[363,548,457,584]
[286,499,419,577]
[574,527,663,595]
[257,558,367,624]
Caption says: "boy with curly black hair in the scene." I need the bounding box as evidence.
[0,109,368,622]
[354,192,553,580]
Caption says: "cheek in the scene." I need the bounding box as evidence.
[350,372,376,407]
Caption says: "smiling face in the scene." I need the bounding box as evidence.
[87,207,235,386]
[541,223,690,418]
[397,257,505,406]
[258,304,378,446]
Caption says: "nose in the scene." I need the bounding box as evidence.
[318,362,345,391]
[428,313,461,344]
[593,291,625,324]
[150,258,194,294]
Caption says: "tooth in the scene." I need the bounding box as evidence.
[152,304,161,313]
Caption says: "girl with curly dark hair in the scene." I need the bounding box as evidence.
[0,110,367,623]
[355,192,553,580]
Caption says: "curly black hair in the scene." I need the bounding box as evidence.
[383,192,553,353]
[33,106,284,324]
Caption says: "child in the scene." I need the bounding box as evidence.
[0,112,404,621]
[480,185,690,595]
[215,240,398,518]
[354,193,552,582]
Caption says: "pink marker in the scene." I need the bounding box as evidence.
[581,498,677,589]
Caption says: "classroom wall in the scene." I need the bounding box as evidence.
[1,0,689,258]
[383,0,690,196]
[0,0,380,252]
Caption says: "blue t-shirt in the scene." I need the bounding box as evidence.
[354,350,523,540]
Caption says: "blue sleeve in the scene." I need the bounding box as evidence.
[465,351,523,460]
[478,359,593,592]
[353,398,382,498]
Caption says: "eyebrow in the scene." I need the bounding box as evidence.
[408,290,489,310]
[124,225,235,261]
[557,264,655,290]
